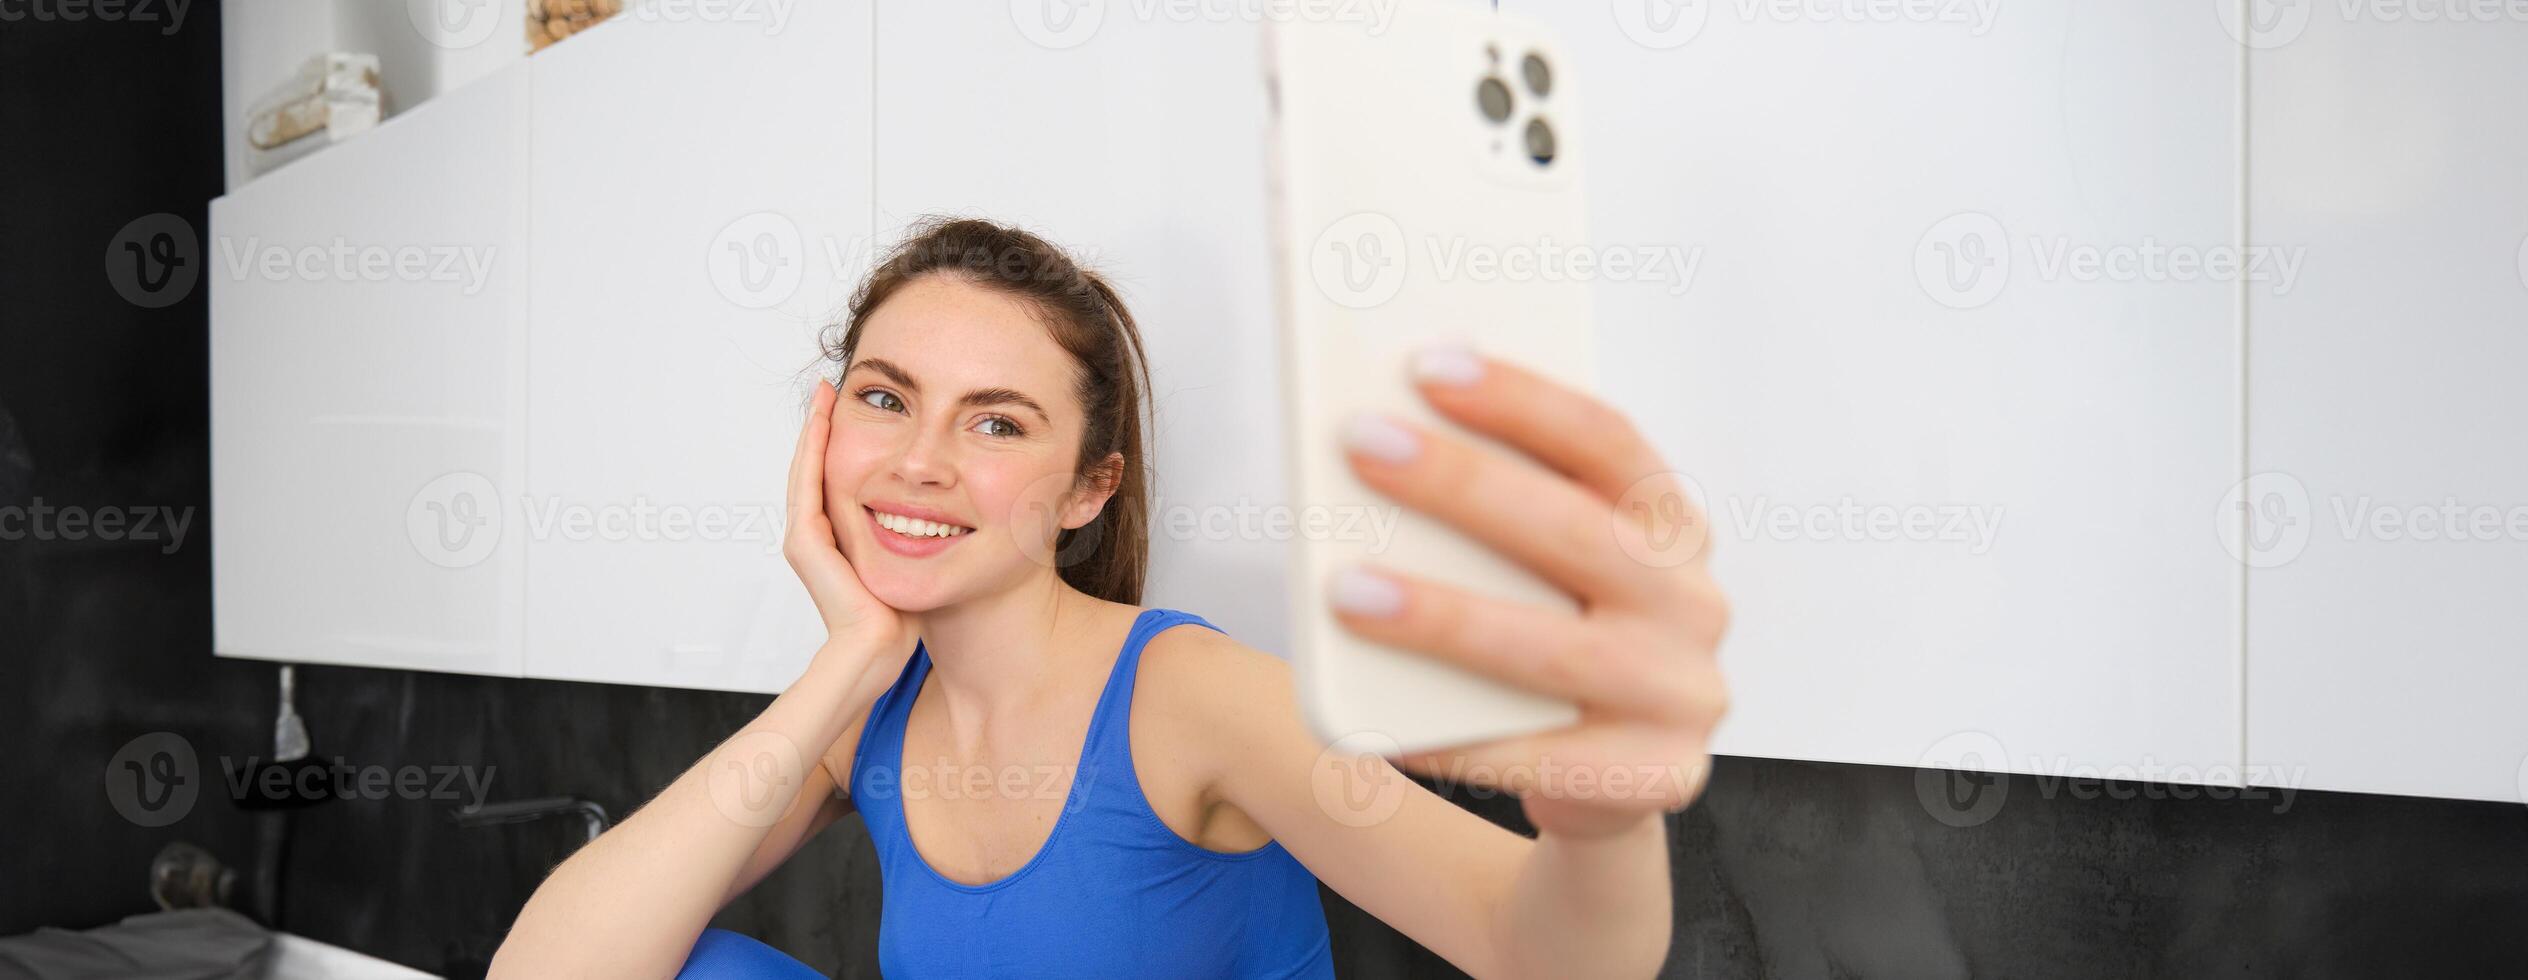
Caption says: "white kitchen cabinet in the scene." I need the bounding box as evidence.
[213,7,866,692]
[208,0,2521,804]
[211,63,532,678]
[518,2,869,692]
[1513,2,2246,781]
[2244,9,2528,803]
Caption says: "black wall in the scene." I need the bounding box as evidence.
[5,6,2525,978]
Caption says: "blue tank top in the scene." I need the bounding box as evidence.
[849,607,1337,979]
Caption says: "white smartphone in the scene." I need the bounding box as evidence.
[1265,0,1599,754]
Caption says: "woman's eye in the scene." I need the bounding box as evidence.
[858,389,904,413]
[977,416,1024,439]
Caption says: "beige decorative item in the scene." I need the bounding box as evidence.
[244,53,384,179]
[529,0,624,51]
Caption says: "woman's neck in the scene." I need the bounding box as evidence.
[912,577,1126,737]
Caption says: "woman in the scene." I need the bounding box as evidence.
[492,219,1731,979]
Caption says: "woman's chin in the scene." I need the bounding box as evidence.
[862,568,957,613]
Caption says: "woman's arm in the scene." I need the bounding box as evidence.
[1150,630,1679,980]
[494,380,918,977]
[489,639,896,978]
[716,715,863,909]
[1163,344,1727,979]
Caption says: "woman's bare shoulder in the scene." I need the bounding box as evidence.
[1143,613,1291,685]
[1134,614,1309,756]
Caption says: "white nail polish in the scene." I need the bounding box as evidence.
[1412,342,1483,387]
[1328,566,1404,617]
[1342,413,1420,463]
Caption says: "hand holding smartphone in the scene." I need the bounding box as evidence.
[1267,0,1601,753]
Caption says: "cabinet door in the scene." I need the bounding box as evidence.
[2246,10,2528,803]
[872,6,1294,649]
[1521,2,2245,779]
[211,65,532,677]
[521,4,873,692]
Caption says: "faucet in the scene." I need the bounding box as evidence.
[450,796,611,845]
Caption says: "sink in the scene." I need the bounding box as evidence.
[261,933,438,979]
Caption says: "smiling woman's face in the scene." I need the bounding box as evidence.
[823,274,1112,612]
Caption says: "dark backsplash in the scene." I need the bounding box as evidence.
[5,5,2525,978]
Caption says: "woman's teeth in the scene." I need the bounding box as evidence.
[872,509,971,538]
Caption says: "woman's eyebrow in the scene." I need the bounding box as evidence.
[847,357,1052,424]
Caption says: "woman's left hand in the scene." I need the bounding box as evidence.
[1329,343,1731,839]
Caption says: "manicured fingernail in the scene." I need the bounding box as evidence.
[1412,342,1483,387]
[1328,566,1404,617]
[1342,413,1420,463]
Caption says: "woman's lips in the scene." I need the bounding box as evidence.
[865,506,969,559]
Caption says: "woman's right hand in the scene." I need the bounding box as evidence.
[786,380,913,659]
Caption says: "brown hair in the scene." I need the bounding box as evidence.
[821,217,1154,605]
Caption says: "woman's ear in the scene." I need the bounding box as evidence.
[1060,451,1126,530]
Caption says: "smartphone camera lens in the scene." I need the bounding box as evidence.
[1521,53,1552,98]
[1476,76,1513,124]
[1524,116,1556,166]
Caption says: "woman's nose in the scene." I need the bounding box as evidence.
[891,424,957,486]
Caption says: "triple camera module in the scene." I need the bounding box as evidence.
[1476,47,1555,167]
